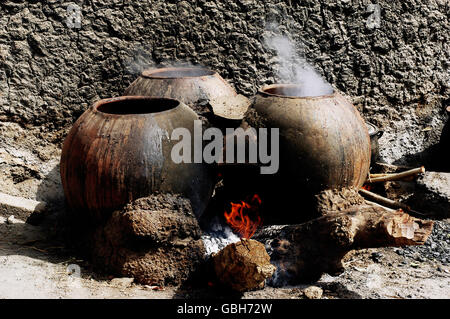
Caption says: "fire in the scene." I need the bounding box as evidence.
[362,184,373,191]
[224,194,263,239]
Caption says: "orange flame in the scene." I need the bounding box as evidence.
[362,184,373,191]
[224,194,263,239]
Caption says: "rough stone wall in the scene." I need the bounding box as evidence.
[0,0,449,164]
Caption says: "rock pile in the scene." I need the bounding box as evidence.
[92,193,205,286]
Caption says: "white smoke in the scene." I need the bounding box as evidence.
[264,23,333,97]
[125,45,209,76]
[125,45,154,75]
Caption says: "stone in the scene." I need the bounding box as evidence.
[92,193,206,287]
[0,192,47,221]
[303,286,323,299]
[212,239,276,292]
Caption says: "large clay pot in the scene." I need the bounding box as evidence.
[124,67,237,114]
[253,84,371,193]
[60,96,214,222]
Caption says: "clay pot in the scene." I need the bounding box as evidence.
[124,67,237,115]
[253,84,371,193]
[60,96,214,223]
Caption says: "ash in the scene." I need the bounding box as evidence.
[201,217,240,256]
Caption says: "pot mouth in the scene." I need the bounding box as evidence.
[94,96,180,115]
[258,84,335,99]
[141,67,216,79]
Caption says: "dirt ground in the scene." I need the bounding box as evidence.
[1,214,448,299]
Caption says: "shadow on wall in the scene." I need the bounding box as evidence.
[36,163,64,203]
[0,163,69,262]
[392,144,447,172]
[391,102,450,170]
[29,163,67,229]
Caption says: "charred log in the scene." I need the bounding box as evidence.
[254,205,434,285]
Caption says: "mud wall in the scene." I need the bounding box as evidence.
[0,0,449,163]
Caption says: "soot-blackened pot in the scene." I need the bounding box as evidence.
[253,84,371,194]
[60,96,214,223]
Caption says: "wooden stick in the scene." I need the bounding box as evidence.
[359,188,412,211]
[368,172,419,181]
[369,173,390,178]
[366,166,425,183]
[362,193,427,216]
[364,199,396,211]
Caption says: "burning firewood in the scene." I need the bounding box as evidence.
[212,238,276,292]
[253,204,433,285]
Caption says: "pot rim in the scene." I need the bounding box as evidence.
[258,83,335,99]
[141,67,216,79]
[92,96,183,117]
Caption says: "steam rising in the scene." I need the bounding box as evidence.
[264,24,333,97]
[125,46,208,77]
